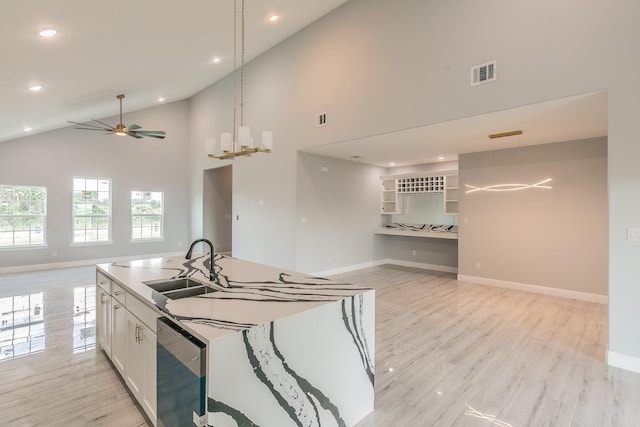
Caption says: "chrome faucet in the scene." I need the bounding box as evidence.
[185,238,217,282]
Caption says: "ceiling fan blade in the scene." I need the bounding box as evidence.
[73,127,114,132]
[126,131,144,139]
[91,119,116,129]
[127,124,142,131]
[134,130,166,139]
[68,120,112,131]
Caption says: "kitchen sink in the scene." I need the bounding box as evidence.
[144,277,218,299]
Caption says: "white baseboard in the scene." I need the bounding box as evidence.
[386,258,458,274]
[311,260,388,277]
[312,258,457,277]
[607,350,640,374]
[0,251,184,275]
[457,274,608,304]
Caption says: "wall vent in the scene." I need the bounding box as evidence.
[471,60,497,86]
[316,112,327,127]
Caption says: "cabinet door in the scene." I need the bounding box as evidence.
[125,312,144,398]
[96,290,112,357]
[142,324,157,423]
[111,301,127,376]
[126,312,157,425]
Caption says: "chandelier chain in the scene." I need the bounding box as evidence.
[240,0,245,128]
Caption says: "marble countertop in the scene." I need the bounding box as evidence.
[374,223,458,239]
[97,254,371,343]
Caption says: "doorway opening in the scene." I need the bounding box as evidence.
[203,165,232,255]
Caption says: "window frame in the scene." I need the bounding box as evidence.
[71,177,112,245]
[130,190,164,241]
[0,184,47,250]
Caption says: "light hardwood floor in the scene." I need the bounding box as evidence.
[1,264,638,426]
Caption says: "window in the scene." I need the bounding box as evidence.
[72,177,111,244]
[0,185,47,248]
[131,191,163,240]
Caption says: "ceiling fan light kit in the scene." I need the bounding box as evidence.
[69,94,166,140]
[208,0,273,160]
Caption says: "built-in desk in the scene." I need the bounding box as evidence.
[374,224,458,240]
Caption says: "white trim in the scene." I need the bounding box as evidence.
[385,258,458,274]
[457,274,608,304]
[311,260,387,277]
[0,251,184,274]
[311,258,457,277]
[607,350,640,374]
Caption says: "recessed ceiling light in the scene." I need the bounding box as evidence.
[389,162,395,166]
[269,15,279,22]
[29,85,43,92]
[438,156,444,161]
[24,127,32,132]
[212,57,221,63]
[38,29,57,38]
[158,97,165,102]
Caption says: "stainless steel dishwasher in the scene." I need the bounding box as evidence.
[157,317,207,427]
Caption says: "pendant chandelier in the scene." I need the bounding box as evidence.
[208,0,273,160]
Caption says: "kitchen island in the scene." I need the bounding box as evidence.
[96,253,375,427]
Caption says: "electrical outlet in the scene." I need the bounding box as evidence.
[412,250,417,256]
[52,250,57,257]
[475,262,481,270]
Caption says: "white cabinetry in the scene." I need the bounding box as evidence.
[95,271,158,426]
[381,171,459,216]
[96,278,112,357]
[111,283,127,377]
[381,178,400,214]
[444,175,459,215]
[126,310,157,422]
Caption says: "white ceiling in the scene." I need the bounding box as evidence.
[1,0,349,143]
[5,1,607,167]
[303,90,608,168]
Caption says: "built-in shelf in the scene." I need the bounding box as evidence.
[381,178,401,214]
[380,171,459,216]
[444,176,459,215]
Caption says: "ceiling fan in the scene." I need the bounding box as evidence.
[68,94,166,139]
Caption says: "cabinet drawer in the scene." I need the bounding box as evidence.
[127,295,160,332]
[96,272,111,293]
[112,282,127,304]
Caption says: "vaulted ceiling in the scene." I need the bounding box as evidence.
[1,0,349,143]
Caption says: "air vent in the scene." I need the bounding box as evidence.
[471,60,497,86]
[316,112,327,127]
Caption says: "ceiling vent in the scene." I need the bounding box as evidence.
[471,60,497,86]
[316,112,327,127]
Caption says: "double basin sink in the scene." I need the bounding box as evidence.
[144,277,218,300]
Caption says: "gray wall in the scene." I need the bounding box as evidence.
[187,0,640,362]
[459,138,608,296]
[0,100,191,269]
[295,153,384,274]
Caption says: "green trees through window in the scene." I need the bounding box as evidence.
[0,185,47,248]
[72,177,111,244]
[131,191,163,240]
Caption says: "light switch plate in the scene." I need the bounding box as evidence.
[627,228,640,241]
